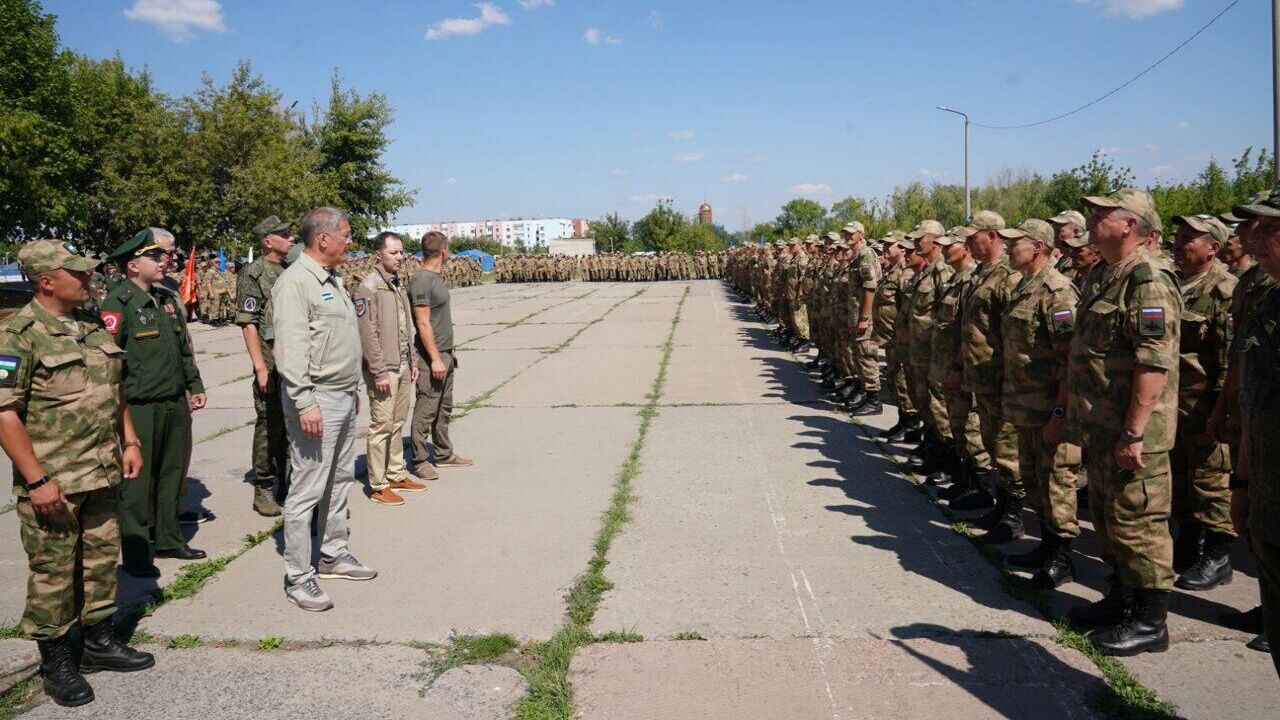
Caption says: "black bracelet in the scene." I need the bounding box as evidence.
[25,474,50,492]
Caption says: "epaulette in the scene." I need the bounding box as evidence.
[1131,261,1153,284]
[2,315,34,334]
[1043,271,1071,293]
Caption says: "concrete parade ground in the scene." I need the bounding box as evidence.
[0,279,1274,719]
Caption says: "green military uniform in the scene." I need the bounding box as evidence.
[907,234,953,443]
[848,230,882,394]
[235,218,290,507]
[931,253,988,470]
[101,231,205,569]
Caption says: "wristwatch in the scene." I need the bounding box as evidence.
[25,474,51,492]
[1051,405,1066,419]
[123,440,142,450]
[1119,429,1144,444]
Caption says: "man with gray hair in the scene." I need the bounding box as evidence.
[272,207,376,612]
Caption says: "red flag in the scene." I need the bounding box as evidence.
[179,247,197,306]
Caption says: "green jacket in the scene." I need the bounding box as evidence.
[100,280,204,402]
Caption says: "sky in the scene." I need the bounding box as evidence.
[44,0,1271,231]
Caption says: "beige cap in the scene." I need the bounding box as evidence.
[824,231,841,244]
[907,219,946,238]
[805,234,820,243]
[1060,230,1091,249]
[1048,210,1087,228]
[935,234,964,247]
[18,240,100,276]
[1082,188,1163,232]
[842,221,865,235]
[998,218,1055,246]
[956,210,1006,238]
[1172,215,1229,244]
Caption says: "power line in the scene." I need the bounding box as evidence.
[970,0,1240,130]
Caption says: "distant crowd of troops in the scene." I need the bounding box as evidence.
[495,251,727,283]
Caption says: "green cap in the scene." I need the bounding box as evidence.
[1233,187,1280,219]
[1172,214,1229,243]
[998,218,1055,247]
[1048,210,1087,228]
[18,240,100,275]
[253,215,291,240]
[956,210,1006,238]
[107,228,167,262]
[1082,188,1163,232]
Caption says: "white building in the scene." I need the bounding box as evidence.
[376,217,583,249]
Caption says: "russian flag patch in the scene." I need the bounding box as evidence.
[1139,307,1166,337]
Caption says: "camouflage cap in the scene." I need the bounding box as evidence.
[823,231,841,243]
[956,210,1006,238]
[899,235,918,250]
[1233,187,1280,219]
[252,215,291,240]
[1172,214,1229,243]
[842,221,865,235]
[832,240,849,249]
[805,234,820,243]
[907,219,946,239]
[787,237,800,246]
[1048,210,1087,228]
[1060,230,1091,249]
[1218,210,1244,225]
[997,218,1055,247]
[935,234,963,247]
[1082,187,1163,232]
[18,239,100,275]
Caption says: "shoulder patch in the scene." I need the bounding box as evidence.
[242,296,257,313]
[354,298,367,318]
[0,356,19,387]
[1052,308,1074,333]
[101,311,122,335]
[1139,306,1166,337]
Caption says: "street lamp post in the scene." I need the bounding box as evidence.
[1273,0,1279,182]
[937,106,971,221]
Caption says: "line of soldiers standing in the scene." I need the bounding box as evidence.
[728,188,1280,669]
[495,251,727,283]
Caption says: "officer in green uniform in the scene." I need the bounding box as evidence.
[101,229,208,577]
[236,216,293,516]
[0,241,154,707]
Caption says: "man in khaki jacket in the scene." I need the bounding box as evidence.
[356,232,428,506]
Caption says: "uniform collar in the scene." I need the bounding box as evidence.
[24,300,76,337]
[375,265,398,287]
[295,252,340,286]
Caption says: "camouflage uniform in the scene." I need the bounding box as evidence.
[961,256,1023,497]
[235,255,290,503]
[907,253,953,442]
[931,259,988,467]
[0,298,124,640]
[876,255,912,414]
[849,240,881,393]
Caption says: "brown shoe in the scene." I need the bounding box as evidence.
[412,464,440,482]
[369,488,405,506]
[389,478,427,493]
[435,454,474,468]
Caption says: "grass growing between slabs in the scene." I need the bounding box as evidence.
[514,286,690,720]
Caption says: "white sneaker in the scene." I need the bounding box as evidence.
[317,553,378,581]
[285,577,333,612]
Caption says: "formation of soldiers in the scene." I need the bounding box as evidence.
[728,189,1280,662]
[339,253,482,298]
[495,251,727,282]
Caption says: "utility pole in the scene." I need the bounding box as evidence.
[1274,0,1279,181]
[937,106,971,221]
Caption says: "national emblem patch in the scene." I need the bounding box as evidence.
[101,311,122,335]
[1139,307,1166,338]
[0,356,19,387]
[354,298,367,318]
[243,297,257,313]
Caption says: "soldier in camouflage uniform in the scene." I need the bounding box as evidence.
[999,219,1082,588]
[1066,189,1182,656]
[904,220,954,474]
[877,233,922,440]
[954,212,1025,543]
[236,216,293,517]
[844,222,883,415]
[1167,215,1237,591]
[0,241,154,707]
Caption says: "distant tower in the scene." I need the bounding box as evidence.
[698,201,713,226]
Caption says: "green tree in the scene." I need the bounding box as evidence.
[632,201,687,251]
[775,198,827,238]
[313,73,416,248]
[589,212,631,253]
[452,237,505,256]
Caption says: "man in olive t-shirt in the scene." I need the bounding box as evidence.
[409,232,472,475]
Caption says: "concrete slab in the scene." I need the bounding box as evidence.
[452,349,545,407]
[571,637,1108,720]
[486,347,663,407]
[144,406,640,644]
[662,344,824,406]
[1119,640,1276,720]
[571,319,672,348]
[465,322,587,351]
[533,299,626,324]
[453,323,510,347]
[594,404,1051,640]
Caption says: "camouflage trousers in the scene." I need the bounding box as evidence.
[886,348,914,414]
[975,393,1023,498]
[851,331,880,392]
[18,487,118,640]
[252,368,290,497]
[1086,443,1174,591]
[1170,428,1234,536]
[945,389,989,467]
[1017,427,1081,540]
[908,365,951,441]
[793,305,810,341]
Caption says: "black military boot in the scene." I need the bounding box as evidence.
[1091,589,1170,656]
[972,489,1008,530]
[879,415,907,439]
[80,619,155,674]
[843,387,868,408]
[924,449,957,486]
[1031,538,1075,589]
[885,414,916,442]
[807,355,824,370]
[1172,520,1204,574]
[38,636,94,707]
[1068,574,1130,631]
[949,473,995,510]
[978,495,1025,544]
[902,422,925,443]
[851,396,882,416]
[1174,530,1234,591]
[1005,518,1049,570]
[938,461,974,501]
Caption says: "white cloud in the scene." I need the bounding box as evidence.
[1143,143,1161,151]
[610,168,629,177]
[668,130,696,140]
[648,10,665,28]
[919,168,947,179]
[790,182,832,195]
[673,151,706,163]
[1176,120,1192,130]
[1074,0,1185,20]
[629,194,663,203]
[445,177,459,186]
[1149,164,1178,177]
[724,173,748,183]
[584,27,623,45]
[518,0,554,8]
[123,0,226,42]
[426,3,511,41]
[747,154,769,164]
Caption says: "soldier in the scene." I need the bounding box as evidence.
[999,219,1082,588]
[844,222,883,415]
[1220,217,1253,278]
[1049,210,1088,276]
[877,233,922,440]
[1167,215,1237,591]
[904,220,954,475]
[954,212,1024,543]
[236,216,293,516]
[1066,188,1181,656]
[102,230,209,578]
[0,240,155,707]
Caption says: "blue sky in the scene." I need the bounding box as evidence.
[46,0,1269,230]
